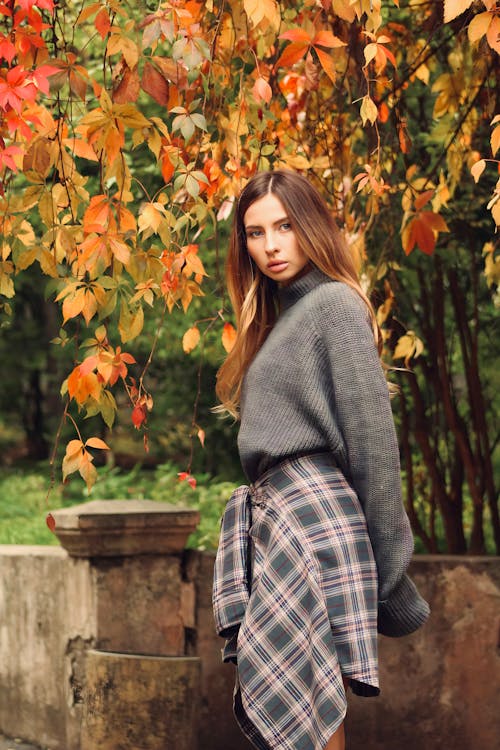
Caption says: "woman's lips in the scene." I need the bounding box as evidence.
[267,261,288,272]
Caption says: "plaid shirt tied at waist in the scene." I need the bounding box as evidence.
[212,483,252,647]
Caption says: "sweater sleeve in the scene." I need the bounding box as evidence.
[312,284,429,636]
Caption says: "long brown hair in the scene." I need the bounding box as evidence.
[215,169,381,417]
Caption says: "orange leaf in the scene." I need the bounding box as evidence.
[95,7,111,39]
[182,325,200,353]
[414,190,434,211]
[420,210,449,233]
[314,47,336,84]
[312,30,346,48]
[279,29,312,44]
[197,427,205,448]
[222,322,237,353]
[402,216,435,256]
[275,42,309,69]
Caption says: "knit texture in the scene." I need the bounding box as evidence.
[238,267,430,635]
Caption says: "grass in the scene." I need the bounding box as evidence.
[0,460,496,554]
[0,461,237,550]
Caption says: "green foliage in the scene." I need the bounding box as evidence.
[0,462,242,550]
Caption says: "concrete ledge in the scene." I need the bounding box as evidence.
[48,500,200,557]
[81,651,201,750]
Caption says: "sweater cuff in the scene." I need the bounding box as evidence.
[378,574,430,638]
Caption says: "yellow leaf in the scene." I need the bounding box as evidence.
[360,95,378,125]
[15,247,38,271]
[197,428,205,448]
[443,0,474,24]
[393,331,424,367]
[278,153,311,170]
[79,451,98,492]
[138,202,165,235]
[0,262,14,297]
[182,326,200,353]
[62,440,84,480]
[468,11,492,43]
[243,0,280,30]
[332,0,356,22]
[364,42,378,66]
[85,437,110,450]
[491,197,500,227]
[491,126,500,157]
[118,301,144,343]
[107,34,139,70]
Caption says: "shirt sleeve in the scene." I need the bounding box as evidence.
[312,283,429,635]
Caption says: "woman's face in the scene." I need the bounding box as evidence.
[243,192,309,285]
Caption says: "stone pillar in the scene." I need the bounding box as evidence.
[49,500,201,750]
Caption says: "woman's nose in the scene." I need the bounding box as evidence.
[265,230,277,253]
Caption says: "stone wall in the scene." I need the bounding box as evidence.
[194,554,500,750]
[0,546,95,750]
[0,502,498,750]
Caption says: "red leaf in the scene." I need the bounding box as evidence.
[178,471,197,489]
[132,402,147,428]
[141,61,170,107]
[46,513,56,533]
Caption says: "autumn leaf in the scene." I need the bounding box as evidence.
[443,0,474,24]
[222,322,237,353]
[68,369,101,406]
[141,61,170,106]
[0,66,37,113]
[360,95,378,126]
[178,471,197,489]
[95,7,111,39]
[86,437,110,450]
[62,437,109,491]
[402,211,449,256]
[393,331,424,367]
[182,325,200,353]
[243,0,280,30]
[471,159,486,183]
[252,77,272,104]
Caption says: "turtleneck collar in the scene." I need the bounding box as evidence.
[278,266,333,311]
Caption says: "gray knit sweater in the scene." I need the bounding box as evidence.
[238,267,430,637]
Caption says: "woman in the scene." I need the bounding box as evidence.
[212,170,429,750]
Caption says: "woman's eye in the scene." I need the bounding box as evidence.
[247,230,263,238]
[280,223,291,231]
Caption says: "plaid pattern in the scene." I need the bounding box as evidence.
[213,453,379,750]
[213,484,251,637]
